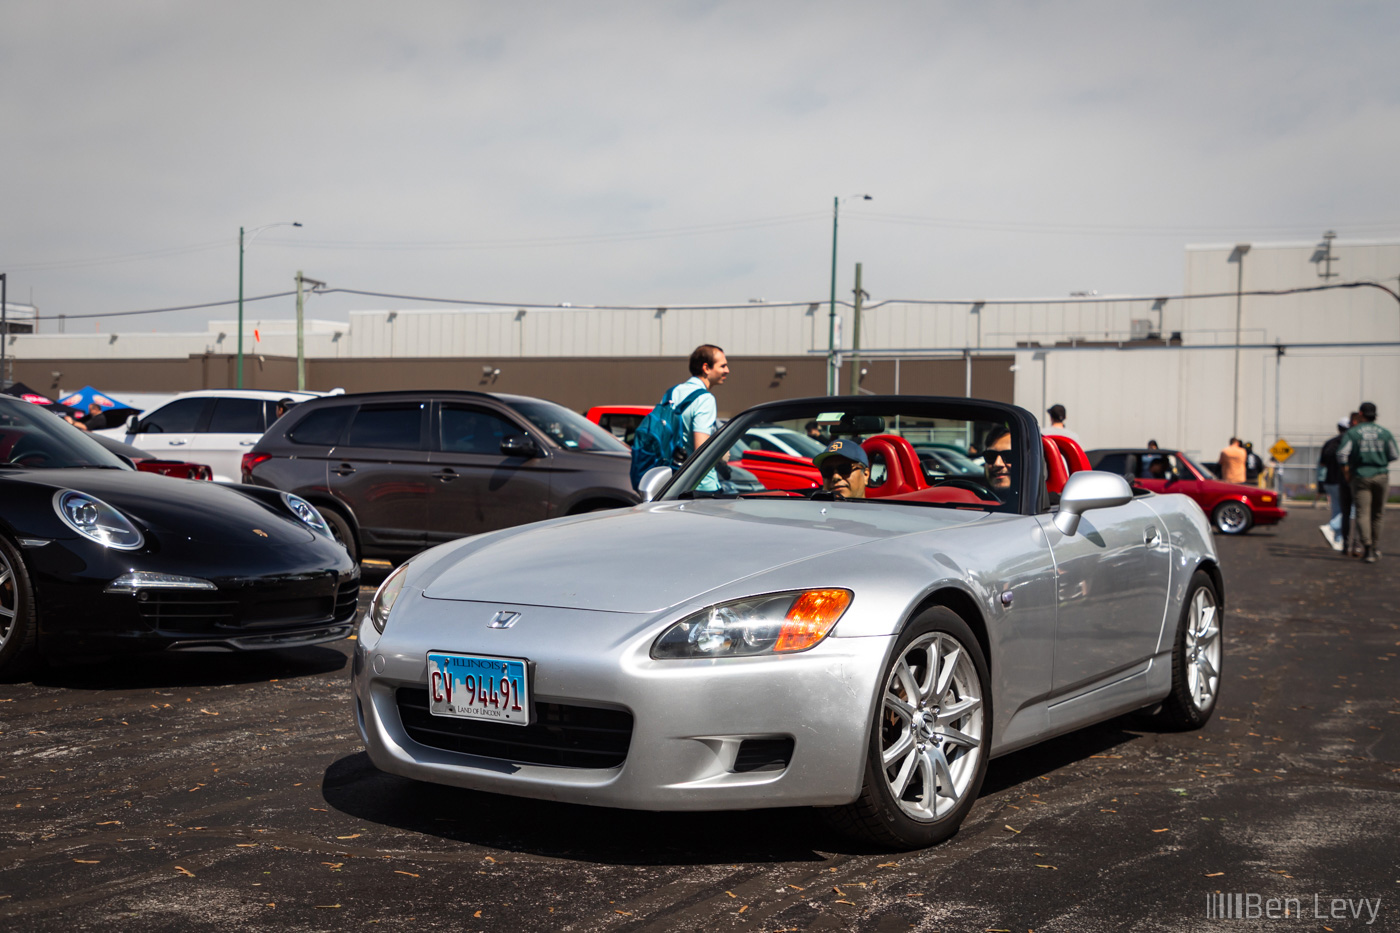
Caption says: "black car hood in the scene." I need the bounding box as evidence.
[5,468,316,547]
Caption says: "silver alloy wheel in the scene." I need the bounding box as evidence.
[0,545,15,650]
[1214,502,1250,534]
[879,631,985,822]
[1185,585,1222,711]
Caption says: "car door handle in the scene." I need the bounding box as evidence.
[238,440,255,446]
[1145,526,1160,546]
[333,463,356,476]
[168,439,188,446]
[433,469,459,482]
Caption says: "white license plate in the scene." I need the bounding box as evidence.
[426,652,530,726]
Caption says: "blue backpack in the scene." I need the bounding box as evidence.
[629,385,711,489]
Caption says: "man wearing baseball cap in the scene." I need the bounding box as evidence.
[813,439,871,499]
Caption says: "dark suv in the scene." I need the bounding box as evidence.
[242,390,639,561]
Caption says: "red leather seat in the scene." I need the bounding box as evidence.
[1047,434,1091,474]
[1042,436,1070,495]
[861,434,927,498]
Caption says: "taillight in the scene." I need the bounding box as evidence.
[241,452,272,483]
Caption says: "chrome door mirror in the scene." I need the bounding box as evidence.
[638,466,673,502]
[1053,471,1134,536]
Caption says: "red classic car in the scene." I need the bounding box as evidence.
[1086,447,1286,534]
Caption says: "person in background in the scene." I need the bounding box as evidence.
[1146,439,1160,450]
[1243,441,1263,484]
[1044,404,1080,445]
[1218,437,1246,484]
[1317,418,1349,552]
[1337,401,1398,564]
[84,402,109,431]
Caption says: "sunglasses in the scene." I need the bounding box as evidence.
[986,448,1017,466]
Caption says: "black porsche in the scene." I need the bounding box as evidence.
[0,395,359,676]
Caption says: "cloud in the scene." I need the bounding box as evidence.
[3,0,1398,331]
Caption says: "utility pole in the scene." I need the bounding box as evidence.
[295,272,326,391]
[0,272,7,388]
[827,197,840,395]
[1318,230,1338,280]
[850,263,865,395]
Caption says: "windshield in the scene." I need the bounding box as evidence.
[511,398,630,453]
[666,399,1023,513]
[0,399,133,470]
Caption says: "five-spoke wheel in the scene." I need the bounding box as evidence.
[1154,569,1223,730]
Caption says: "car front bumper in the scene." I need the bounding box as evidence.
[353,597,892,811]
[25,537,360,655]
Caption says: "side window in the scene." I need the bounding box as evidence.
[345,404,425,450]
[440,406,521,455]
[1094,453,1130,476]
[288,406,354,446]
[138,398,207,434]
[206,398,266,434]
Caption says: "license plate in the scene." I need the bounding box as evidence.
[426,652,530,726]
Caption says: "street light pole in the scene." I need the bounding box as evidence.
[1231,242,1251,438]
[238,222,301,388]
[0,272,7,388]
[827,195,871,395]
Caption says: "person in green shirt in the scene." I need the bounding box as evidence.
[1337,401,1399,564]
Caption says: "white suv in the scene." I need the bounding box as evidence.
[97,389,327,482]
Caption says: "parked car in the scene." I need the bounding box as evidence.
[0,394,359,676]
[87,432,214,480]
[1086,447,1286,535]
[583,405,654,446]
[353,395,1223,849]
[243,390,642,562]
[96,389,325,482]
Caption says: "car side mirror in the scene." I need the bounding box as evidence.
[125,414,141,433]
[500,435,538,458]
[1053,471,1134,536]
[638,466,673,502]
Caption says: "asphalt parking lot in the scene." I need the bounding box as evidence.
[2,512,1396,932]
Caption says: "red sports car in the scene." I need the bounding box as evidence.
[1086,447,1286,534]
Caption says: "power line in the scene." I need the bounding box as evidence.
[54,291,297,321]
[5,240,231,273]
[853,211,1400,239]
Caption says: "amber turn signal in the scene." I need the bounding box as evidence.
[775,589,853,652]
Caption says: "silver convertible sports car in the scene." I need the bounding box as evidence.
[353,396,1224,849]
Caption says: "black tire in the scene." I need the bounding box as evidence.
[1153,569,1223,730]
[321,507,360,564]
[828,607,992,849]
[1211,500,1253,535]
[0,535,39,679]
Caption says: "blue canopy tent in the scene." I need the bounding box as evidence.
[56,386,141,429]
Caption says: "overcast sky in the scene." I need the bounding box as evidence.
[3,1,1398,333]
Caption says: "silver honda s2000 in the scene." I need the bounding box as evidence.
[353,396,1222,849]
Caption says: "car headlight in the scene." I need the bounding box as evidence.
[651,589,853,659]
[53,490,144,550]
[282,492,331,537]
[368,563,409,634]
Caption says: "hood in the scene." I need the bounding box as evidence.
[422,498,985,613]
[11,468,315,547]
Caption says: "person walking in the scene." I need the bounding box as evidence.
[1337,402,1398,564]
[1218,437,1246,484]
[1317,418,1349,551]
[630,344,729,492]
[1044,404,1081,445]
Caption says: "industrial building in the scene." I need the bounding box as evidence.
[7,237,1397,488]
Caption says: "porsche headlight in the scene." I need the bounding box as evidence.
[368,562,409,634]
[651,589,852,659]
[53,490,144,550]
[282,492,331,537]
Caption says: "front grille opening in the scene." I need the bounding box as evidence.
[395,687,633,769]
[732,737,794,773]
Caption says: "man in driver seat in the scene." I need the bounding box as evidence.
[983,425,1013,492]
[813,439,870,499]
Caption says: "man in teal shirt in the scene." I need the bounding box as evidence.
[1337,401,1398,564]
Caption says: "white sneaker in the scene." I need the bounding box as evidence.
[1320,524,1343,551]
